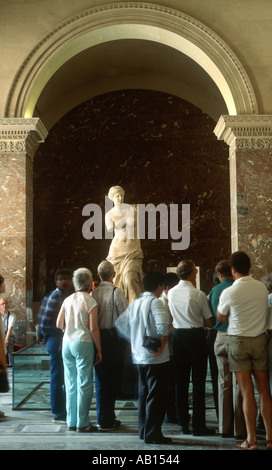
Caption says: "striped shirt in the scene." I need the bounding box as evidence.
[37,287,73,338]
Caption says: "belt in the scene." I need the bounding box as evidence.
[175,327,204,331]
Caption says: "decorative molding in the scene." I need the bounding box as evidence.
[236,138,272,150]
[214,115,272,152]
[0,118,48,158]
[4,2,257,117]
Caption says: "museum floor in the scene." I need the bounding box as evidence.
[0,369,269,461]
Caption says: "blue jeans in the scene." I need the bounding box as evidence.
[45,334,66,420]
[62,340,94,428]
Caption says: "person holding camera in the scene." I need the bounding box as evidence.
[115,271,171,444]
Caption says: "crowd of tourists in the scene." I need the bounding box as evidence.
[0,250,272,449]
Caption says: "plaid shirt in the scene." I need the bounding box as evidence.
[91,281,128,329]
[37,287,73,338]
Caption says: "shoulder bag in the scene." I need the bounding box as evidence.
[142,300,161,353]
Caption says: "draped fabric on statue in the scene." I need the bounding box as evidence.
[107,249,143,304]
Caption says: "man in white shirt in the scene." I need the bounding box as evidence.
[168,260,214,436]
[217,251,272,450]
[115,271,171,444]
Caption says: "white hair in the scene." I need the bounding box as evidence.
[73,268,93,291]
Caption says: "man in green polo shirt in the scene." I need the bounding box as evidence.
[209,259,246,439]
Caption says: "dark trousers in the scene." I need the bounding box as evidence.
[172,328,208,432]
[95,359,123,427]
[165,356,177,422]
[137,361,169,441]
[6,335,15,366]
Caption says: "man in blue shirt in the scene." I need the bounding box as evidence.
[37,269,73,423]
[115,271,171,444]
[209,259,246,438]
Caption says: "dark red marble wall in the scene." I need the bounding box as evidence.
[33,89,230,297]
[235,149,272,278]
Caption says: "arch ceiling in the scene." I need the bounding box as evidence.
[35,39,228,130]
[5,3,258,130]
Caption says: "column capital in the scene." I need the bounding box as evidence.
[214,115,272,152]
[0,118,48,158]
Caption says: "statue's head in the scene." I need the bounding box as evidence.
[108,186,125,205]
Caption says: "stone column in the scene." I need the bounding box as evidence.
[0,118,47,345]
[214,115,272,278]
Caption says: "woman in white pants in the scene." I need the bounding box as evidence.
[57,268,102,432]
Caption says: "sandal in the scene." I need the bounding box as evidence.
[267,440,272,450]
[236,439,258,450]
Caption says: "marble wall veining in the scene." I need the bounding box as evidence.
[235,149,272,277]
[0,152,33,342]
[33,90,231,298]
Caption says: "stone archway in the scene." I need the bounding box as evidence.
[5,2,257,120]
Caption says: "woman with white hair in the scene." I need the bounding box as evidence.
[57,268,102,432]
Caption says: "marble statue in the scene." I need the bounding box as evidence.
[106,186,143,304]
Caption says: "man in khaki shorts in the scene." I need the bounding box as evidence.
[217,251,272,450]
